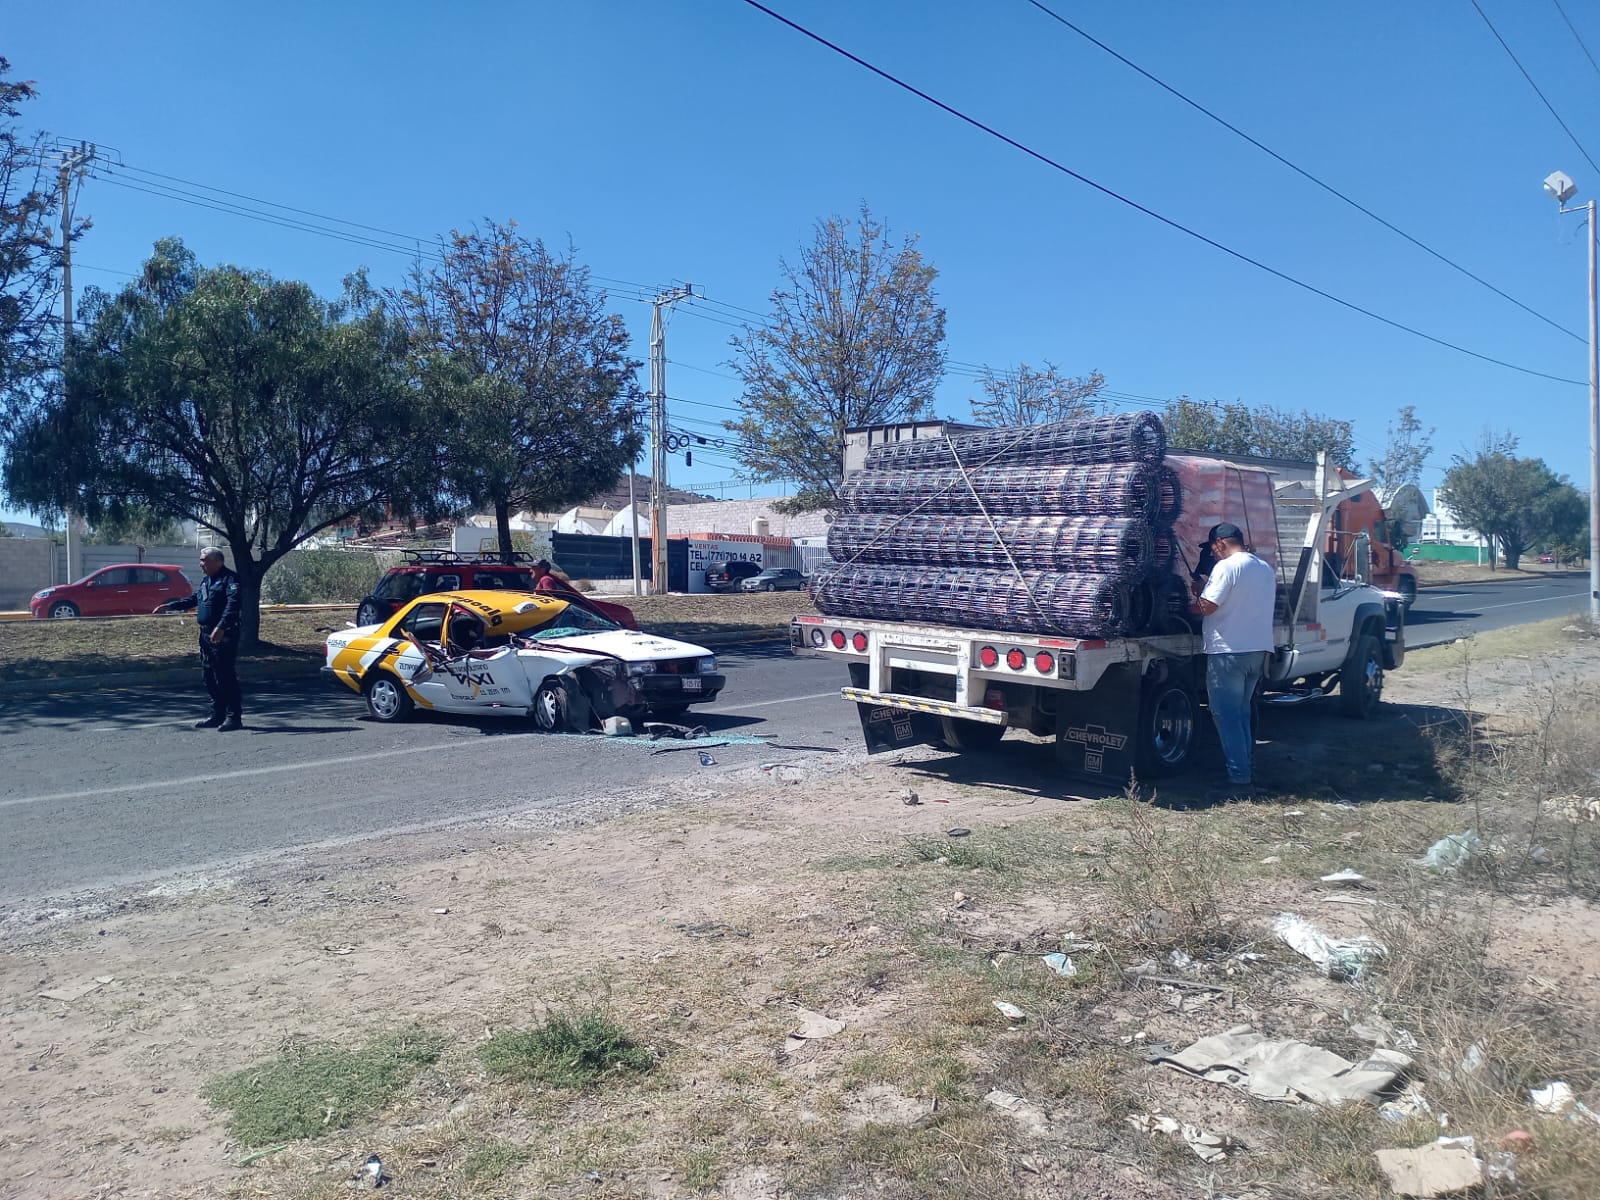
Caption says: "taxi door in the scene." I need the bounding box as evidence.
[429,604,534,713]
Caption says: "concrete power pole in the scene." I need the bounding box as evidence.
[58,142,95,585]
[648,285,693,593]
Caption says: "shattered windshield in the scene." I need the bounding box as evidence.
[525,603,620,638]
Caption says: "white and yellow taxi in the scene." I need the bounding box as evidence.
[323,590,725,729]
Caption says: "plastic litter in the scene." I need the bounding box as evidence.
[1272,912,1384,979]
[697,751,716,766]
[601,716,633,737]
[360,1153,384,1189]
[993,1000,1026,1021]
[1127,1113,1232,1163]
[900,788,921,806]
[1418,830,1486,871]
[1530,1080,1600,1126]
[1157,1025,1412,1106]
[1167,948,1195,970]
[1320,869,1367,885]
[1379,1084,1433,1124]
[1041,952,1077,978]
[947,827,972,838]
[785,1008,845,1052]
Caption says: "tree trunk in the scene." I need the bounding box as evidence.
[496,499,514,564]
[235,562,263,650]
[1503,545,1522,571]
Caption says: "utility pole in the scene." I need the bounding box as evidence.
[58,142,95,585]
[648,284,693,593]
[1589,198,1599,622]
[628,405,642,596]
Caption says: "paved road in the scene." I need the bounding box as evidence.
[0,643,853,907]
[1404,571,1589,647]
[1,575,1587,907]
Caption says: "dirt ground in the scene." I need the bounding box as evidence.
[4,622,1599,1199]
[0,593,816,682]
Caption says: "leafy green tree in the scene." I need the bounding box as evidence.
[2,239,434,647]
[84,504,184,555]
[391,221,642,562]
[0,58,84,435]
[1370,404,1434,493]
[1439,433,1578,570]
[727,203,946,513]
[1161,396,1357,466]
[971,363,1104,427]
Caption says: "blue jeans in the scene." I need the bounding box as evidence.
[1207,652,1266,785]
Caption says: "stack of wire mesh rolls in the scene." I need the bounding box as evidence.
[814,411,1185,638]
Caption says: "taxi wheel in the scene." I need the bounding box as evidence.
[364,672,413,723]
[532,680,569,732]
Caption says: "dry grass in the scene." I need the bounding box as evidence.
[1410,559,1561,587]
[0,592,813,681]
[15,619,1600,1199]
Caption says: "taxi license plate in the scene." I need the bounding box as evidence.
[680,677,702,691]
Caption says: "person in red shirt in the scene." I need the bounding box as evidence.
[530,559,566,594]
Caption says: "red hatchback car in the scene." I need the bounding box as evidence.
[30,563,194,618]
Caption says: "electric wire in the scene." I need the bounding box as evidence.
[737,0,1586,386]
[1470,0,1600,177]
[1551,0,1600,84]
[1023,0,1585,344]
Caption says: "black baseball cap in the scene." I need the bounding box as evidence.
[533,559,551,570]
[1200,523,1244,548]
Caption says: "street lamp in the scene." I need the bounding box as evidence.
[1545,170,1600,623]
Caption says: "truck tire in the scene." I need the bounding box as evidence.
[1135,672,1199,777]
[1339,633,1384,719]
[1397,576,1417,611]
[939,715,1006,752]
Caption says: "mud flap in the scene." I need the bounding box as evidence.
[1054,663,1141,785]
[848,662,944,755]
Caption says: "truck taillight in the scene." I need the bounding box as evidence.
[830,630,846,649]
[851,632,868,652]
[979,646,999,669]
[1034,651,1055,674]
[1006,648,1026,671]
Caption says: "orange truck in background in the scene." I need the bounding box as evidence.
[1327,472,1418,609]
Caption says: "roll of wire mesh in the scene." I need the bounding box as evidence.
[837,462,1162,520]
[863,410,1166,472]
[828,513,1156,578]
[810,560,1132,639]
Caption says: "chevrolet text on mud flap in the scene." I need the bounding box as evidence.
[323,589,726,730]
[801,444,1404,784]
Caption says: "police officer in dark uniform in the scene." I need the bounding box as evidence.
[155,546,244,730]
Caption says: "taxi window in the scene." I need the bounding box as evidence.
[398,602,447,643]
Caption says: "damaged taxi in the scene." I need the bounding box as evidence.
[323,590,725,729]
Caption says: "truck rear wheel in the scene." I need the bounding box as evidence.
[1339,634,1384,719]
[1136,673,1198,777]
[939,715,1006,752]
[1397,576,1417,611]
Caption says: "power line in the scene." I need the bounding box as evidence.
[1022,0,1585,344]
[737,0,1585,387]
[1551,0,1600,84]
[115,161,429,245]
[1471,0,1600,177]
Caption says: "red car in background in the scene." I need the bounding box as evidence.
[30,563,194,618]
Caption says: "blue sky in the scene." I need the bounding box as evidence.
[6,0,1599,523]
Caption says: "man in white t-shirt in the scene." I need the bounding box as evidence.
[1191,523,1276,795]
